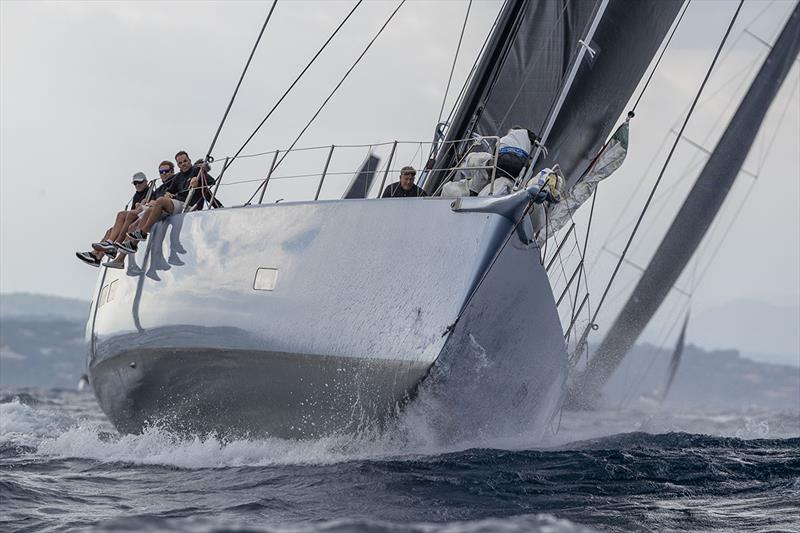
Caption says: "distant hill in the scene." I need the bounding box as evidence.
[602,343,799,412]
[0,292,89,322]
[687,299,799,367]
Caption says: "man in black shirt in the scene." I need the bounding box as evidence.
[126,151,201,242]
[75,172,152,267]
[381,166,427,198]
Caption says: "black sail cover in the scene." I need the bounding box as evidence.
[427,0,684,193]
[574,2,800,406]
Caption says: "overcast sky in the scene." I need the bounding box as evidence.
[1,1,798,358]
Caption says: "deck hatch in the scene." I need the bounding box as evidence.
[254,268,278,291]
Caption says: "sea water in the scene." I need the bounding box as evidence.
[1,388,798,532]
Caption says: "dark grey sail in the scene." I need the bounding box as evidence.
[342,154,381,199]
[426,0,684,193]
[661,311,689,402]
[573,2,800,406]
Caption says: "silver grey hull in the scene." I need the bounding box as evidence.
[87,195,567,439]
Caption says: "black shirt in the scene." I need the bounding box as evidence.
[381,182,428,198]
[130,188,149,209]
[167,166,216,209]
[152,179,171,200]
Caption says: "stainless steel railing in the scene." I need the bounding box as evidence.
[185,136,502,207]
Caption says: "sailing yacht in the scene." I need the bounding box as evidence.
[86,0,695,439]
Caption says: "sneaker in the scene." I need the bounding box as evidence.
[103,257,125,269]
[115,240,138,255]
[92,240,117,254]
[127,230,148,242]
[76,251,101,267]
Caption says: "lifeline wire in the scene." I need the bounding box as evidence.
[225,0,363,181]
[205,1,278,162]
[577,0,745,348]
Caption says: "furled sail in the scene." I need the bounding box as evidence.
[426,0,684,194]
[540,115,630,241]
[572,2,800,407]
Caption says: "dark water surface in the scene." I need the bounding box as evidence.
[1,389,798,532]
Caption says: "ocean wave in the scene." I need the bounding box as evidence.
[87,513,598,533]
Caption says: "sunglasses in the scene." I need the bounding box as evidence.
[132,180,146,185]
[159,168,173,174]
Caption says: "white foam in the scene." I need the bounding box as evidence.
[1,399,76,447]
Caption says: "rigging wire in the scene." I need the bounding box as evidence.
[599,9,770,251]
[630,0,691,113]
[223,1,363,177]
[205,1,278,163]
[575,0,745,350]
[259,0,406,198]
[441,5,503,129]
[437,0,473,126]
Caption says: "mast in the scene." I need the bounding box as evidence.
[573,2,800,406]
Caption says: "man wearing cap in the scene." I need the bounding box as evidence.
[381,166,428,198]
[75,171,152,267]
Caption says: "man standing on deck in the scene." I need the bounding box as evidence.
[381,166,427,198]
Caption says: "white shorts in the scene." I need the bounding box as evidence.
[170,199,185,214]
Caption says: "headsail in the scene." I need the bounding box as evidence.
[572,2,800,406]
[426,0,684,193]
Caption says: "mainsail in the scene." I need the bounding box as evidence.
[426,0,684,193]
[573,2,800,406]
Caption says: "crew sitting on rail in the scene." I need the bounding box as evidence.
[125,151,210,243]
[381,166,428,198]
[75,172,153,268]
[102,160,178,267]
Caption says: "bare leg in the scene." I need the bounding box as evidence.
[106,211,128,243]
[111,211,141,243]
[139,197,175,234]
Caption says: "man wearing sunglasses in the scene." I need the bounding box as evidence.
[100,161,178,267]
[125,151,216,243]
[381,166,427,198]
[75,172,153,267]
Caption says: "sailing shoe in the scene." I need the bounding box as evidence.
[115,240,138,255]
[76,251,101,267]
[92,240,118,254]
[103,257,125,269]
[127,230,148,242]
